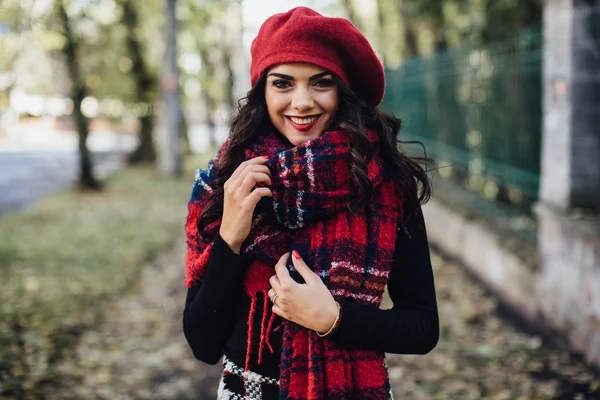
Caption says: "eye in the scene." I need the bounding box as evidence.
[314,79,334,88]
[273,80,292,89]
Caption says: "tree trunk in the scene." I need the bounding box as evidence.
[398,2,419,59]
[158,0,182,177]
[180,108,191,155]
[129,114,155,162]
[121,0,157,165]
[56,0,101,190]
[430,12,448,53]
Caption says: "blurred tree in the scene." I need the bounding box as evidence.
[0,2,26,104]
[180,107,190,155]
[347,0,542,61]
[397,0,419,59]
[404,0,449,53]
[118,0,158,165]
[183,0,233,146]
[480,0,542,42]
[198,46,218,148]
[159,0,182,176]
[340,0,417,65]
[340,0,364,32]
[55,0,101,190]
[221,28,236,114]
[375,0,387,66]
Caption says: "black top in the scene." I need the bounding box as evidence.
[183,204,439,379]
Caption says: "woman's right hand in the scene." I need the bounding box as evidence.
[219,156,272,254]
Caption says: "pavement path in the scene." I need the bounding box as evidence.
[64,235,600,400]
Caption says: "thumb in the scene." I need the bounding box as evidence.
[275,252,293,283]
[291,250,317,284]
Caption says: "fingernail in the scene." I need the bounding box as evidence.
[292,250,301,259]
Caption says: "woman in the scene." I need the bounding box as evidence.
[183,7,439,400]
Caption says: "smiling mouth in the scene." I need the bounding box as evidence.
[284,114,322,125]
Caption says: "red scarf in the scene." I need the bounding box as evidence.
[185,130,404,399]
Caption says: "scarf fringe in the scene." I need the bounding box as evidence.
[246,291,278,370]
[245,294,257,371]
[266,310,277,353]
[258,292,269,365]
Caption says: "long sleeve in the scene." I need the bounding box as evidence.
[183,232,251,364]
[329,205,440,354]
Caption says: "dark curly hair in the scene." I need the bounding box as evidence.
[197,72,433,235]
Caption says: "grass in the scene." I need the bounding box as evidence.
[0,154,211,397]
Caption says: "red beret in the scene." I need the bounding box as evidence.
[250,7,385,106]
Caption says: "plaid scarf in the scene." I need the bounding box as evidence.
[185,130,405,399]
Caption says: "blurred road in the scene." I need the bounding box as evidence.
[0,150,125,214]
[0,121,228,215]
[0,121,136,214]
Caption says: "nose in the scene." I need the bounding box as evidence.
[292,87,314,112]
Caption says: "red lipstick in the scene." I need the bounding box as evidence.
[285,115,321,132]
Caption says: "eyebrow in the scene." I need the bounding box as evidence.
[267,71,332,81]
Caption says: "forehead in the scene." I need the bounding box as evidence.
[267,63,330,78]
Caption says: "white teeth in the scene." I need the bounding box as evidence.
[289,116,318,125]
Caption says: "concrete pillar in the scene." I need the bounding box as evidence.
[537,0,600,367]
[540,0,600,210]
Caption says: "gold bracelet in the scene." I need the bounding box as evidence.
[317,301,341,338]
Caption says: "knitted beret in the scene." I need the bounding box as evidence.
[250,7,385,106]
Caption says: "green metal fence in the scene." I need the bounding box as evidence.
[382,30,542,222]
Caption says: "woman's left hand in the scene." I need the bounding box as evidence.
[268,251,338,333]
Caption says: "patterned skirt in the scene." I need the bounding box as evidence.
[217,356,280,399]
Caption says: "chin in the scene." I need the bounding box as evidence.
[290,135,319,146]
[287,129,325,146]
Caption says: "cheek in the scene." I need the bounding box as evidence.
[265,91,287,119]
[317,91,338,115]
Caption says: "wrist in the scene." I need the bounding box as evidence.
[317,300,341,338]
[219,229,242,254]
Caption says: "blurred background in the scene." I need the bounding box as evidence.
[1,0,600,398]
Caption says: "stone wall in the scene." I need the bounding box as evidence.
[536,203,600,361]
[424,194,600,365]
[422,194,541,324]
